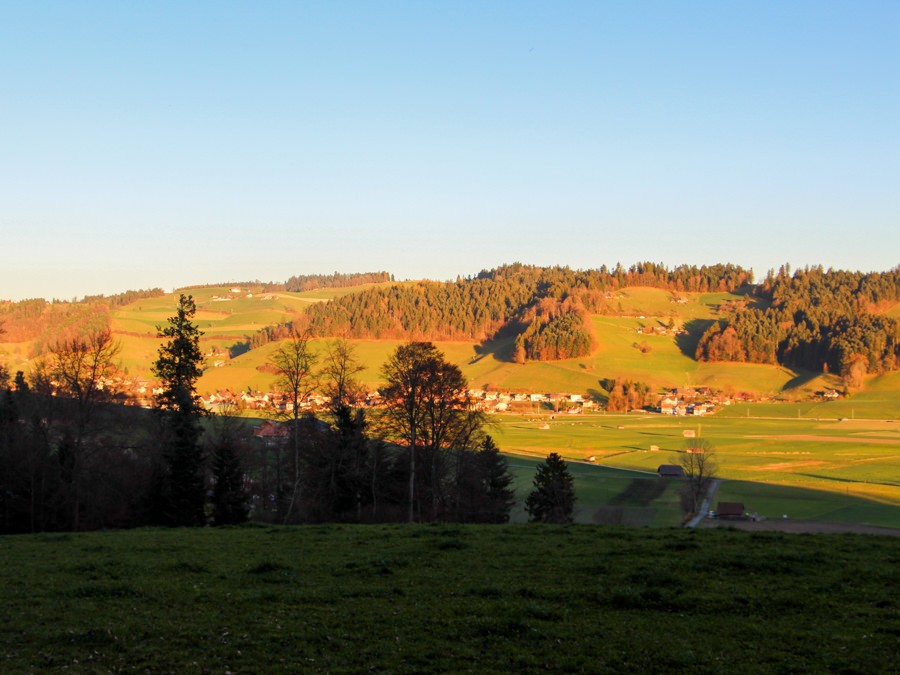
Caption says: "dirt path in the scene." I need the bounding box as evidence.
[686,479,720,529]
[699,518,900,537]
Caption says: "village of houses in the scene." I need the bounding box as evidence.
[98,373,734,419]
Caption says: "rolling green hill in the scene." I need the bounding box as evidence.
[0,283,872,400]
[160,285,804,396]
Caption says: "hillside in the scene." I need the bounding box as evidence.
[5,263,897,401]
[3,265,898,406]
[0,284,867,400]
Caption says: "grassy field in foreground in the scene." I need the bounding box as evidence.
[1,526,896,673]
[490,413,900,527]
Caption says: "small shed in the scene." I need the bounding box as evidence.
[716,502,745,518]
[657,464,685,478]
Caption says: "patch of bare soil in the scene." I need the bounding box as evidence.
[700,518,900,537]
[751,460,827,472]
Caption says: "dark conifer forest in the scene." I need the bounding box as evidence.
[695,266,900,378]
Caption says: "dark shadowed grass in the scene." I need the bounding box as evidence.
[1,525,897,672]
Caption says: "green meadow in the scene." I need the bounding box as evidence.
[490,413,900,527]
[1,526,896,673]
[505,455,683,526]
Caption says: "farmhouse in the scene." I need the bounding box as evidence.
[253,420,289,446]
[716,502,746,518]
[659,397,679,414]
[657,464,685,478]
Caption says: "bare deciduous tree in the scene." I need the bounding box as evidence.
[677,438,718,516]
[269,328,318,522]
[321,338,365,411]
[48,329,120,529]
[380,341,481,522]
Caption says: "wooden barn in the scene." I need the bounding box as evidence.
[657,464,686,478]
[716,502,746,518]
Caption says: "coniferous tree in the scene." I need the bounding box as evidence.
[208,413,250,526]
[525,452,576,524]
[455,435,516,523]
[152,294,206,526]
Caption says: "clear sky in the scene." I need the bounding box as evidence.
[1,1,898,300]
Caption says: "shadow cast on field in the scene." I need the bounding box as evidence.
[782,370,821,390]
[676,319,716,358]
[587,388,608,405]
[799,473,899,487]
[473,333,517,364]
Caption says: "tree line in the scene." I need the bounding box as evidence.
[1,297,577,533]
[178,271,392,294]
[303,262,753,362]
[695,266,900,385]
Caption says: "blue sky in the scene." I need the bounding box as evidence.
[1,1,898,300]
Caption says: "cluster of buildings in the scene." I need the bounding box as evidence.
[465,389,595,413]
[653,387,730,416]
[89,377,744,420]
[94,375,159,408]
[199,390,383,413]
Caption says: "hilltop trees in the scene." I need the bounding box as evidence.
[305,263,752,361]
[153,294,206,527]
[525,452,576,524]
[696,266,900,378]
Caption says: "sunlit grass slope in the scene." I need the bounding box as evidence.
[718,372,900,420]
[106,285,810,398]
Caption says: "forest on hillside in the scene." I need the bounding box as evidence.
[695,266,900,382]
[303,262,753,362]
[4,264,899,377]
[0,289,164,356]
